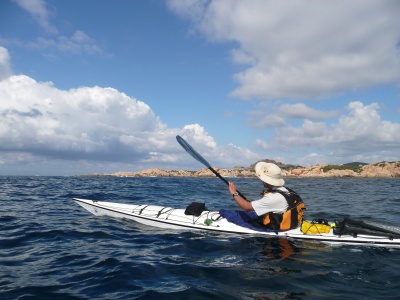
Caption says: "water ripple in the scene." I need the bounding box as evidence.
[1,176,399,299]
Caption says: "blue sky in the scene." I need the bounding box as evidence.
[0,0,399,175]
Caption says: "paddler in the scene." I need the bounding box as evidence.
[228,162,305,231]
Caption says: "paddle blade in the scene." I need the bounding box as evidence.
[176,135,211,168]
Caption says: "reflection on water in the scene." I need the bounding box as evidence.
[262,238,298,260]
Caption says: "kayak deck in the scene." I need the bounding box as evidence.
[73,198,400,248]
[73,198,257,233]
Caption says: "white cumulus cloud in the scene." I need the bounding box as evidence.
[168,0,400,99]
[27,30,106,55]
[14,0,58,34]
[248,103,339,128]
[0,47,12,81]
[0,75,166,162]
[178,124,259,167]
[271,101,400,162]
[0,46,259,174]
[12,0,107,57]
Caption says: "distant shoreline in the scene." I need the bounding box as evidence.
[85,161,400,179]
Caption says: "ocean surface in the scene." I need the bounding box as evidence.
[1,176,400,300]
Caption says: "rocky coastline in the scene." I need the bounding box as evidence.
[88,161,400,178]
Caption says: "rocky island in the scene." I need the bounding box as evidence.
[89,160,400,178]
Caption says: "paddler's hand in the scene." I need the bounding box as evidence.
[229,181,253,211]
[228,182,237,195]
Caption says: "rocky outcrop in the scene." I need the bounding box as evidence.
[97,161,400,178]
[283,162,400,178]
[359,162,400,178]
[112,168,195,177]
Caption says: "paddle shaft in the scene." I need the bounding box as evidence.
[176,135,248,200]
[207,167,247,200]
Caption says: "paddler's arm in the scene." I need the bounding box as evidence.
[228,182,253,211]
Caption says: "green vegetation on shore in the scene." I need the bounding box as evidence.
[320,161,399,174]
[372,161,400,167]
[321,164,363,173]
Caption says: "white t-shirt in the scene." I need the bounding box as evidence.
[252,186,289,216]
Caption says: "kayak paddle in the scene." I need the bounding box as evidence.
[176,135,248,200]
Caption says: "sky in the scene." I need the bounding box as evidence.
[0,0,399,176]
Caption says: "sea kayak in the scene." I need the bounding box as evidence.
[73,198,400,248]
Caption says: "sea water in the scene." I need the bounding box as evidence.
[1,176,399,299]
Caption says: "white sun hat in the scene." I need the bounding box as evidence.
[255,162,285,186]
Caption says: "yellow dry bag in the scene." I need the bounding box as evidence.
[301,219,331,234]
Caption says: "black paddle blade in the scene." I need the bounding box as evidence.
[176,135,211,168]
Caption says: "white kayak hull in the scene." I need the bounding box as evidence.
[73,198,400,248]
